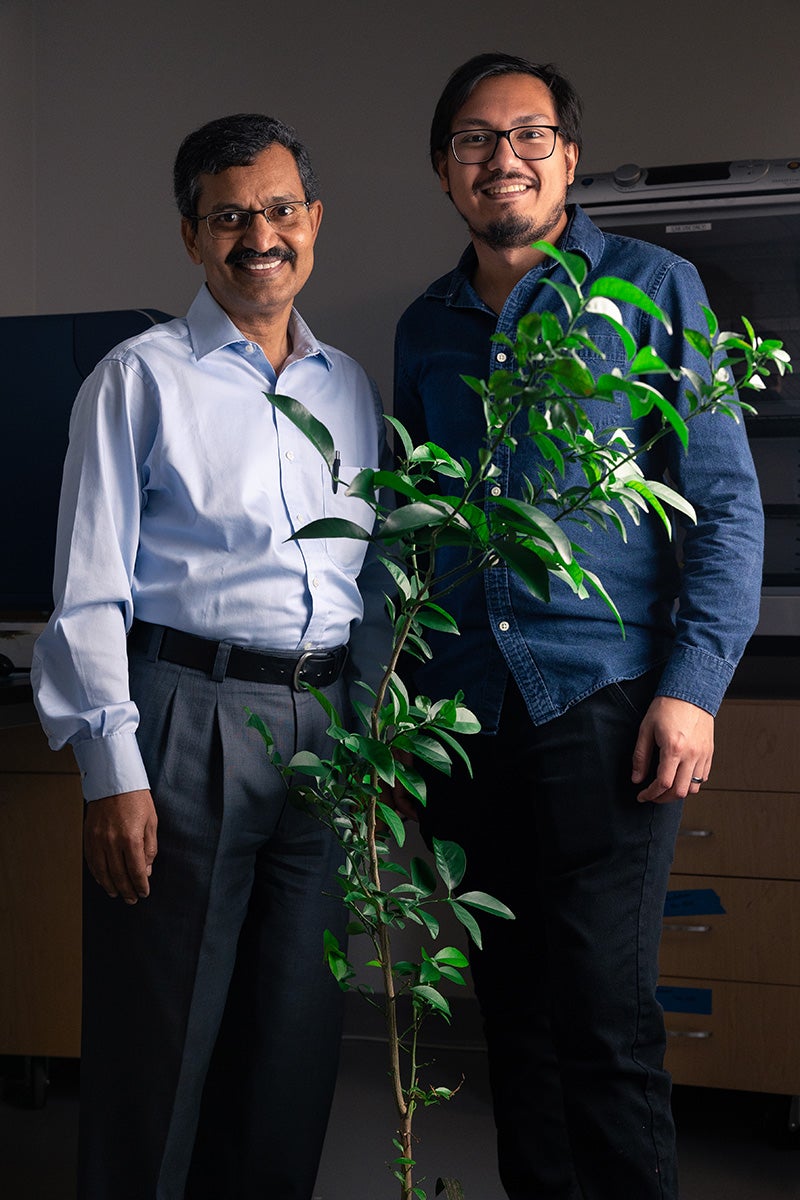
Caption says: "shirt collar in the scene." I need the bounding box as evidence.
[185,283,333,370]
[424,204,605,308]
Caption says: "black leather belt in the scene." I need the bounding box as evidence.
[128,620,347,690]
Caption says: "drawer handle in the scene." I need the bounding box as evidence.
[667,1029,712,1039]
[662,923,712,934]
[678,828,713,838]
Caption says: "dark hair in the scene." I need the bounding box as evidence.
[429,52,583,170]
[173,113,320,223]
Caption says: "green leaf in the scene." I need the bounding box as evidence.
[531,240,588,287]
[579,307,637,361]
[433,946,469,968]
[297,681,344,727]
[415,602,460,634]
[267,393,336,470]
[545,356,597,396]
[587,278,672,334]
[456,890,515,920]
[490,497,573,561]
[417,907,441,939]
[344,467,379,503]
[291,517,373,541]
[371,470,429,503]
[412,984,452,1020]
[420,957,442,984]
[379,502,452,537]
[394,760,427,805]
[323,929,355,986]
[245,708,276,754]
[631,478,697,525]
[539,277,581,319]
[384,413,414,459]
[411,856,437,896]
[426,727,474,778]
[491,539,551,602]
[684,328,712,359]
[345,733,396,784]
[404,734,453,773]
[630,345,673,374]
[380,556,412,600]
[579,565,625,636]
[433,838,467,891]
[448,899,483,949]
[437,964,467,986]
[376,800,406,847]
[701,304,719,338]
[286,750,328,777]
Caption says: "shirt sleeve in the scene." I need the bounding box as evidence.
[642,258,765,714]
[31,356,152,801]
[344,377,396,711]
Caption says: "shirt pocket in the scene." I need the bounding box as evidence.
[320,461,375,575]
[574,331,635,427]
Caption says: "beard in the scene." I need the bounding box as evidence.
[464,182,570,251]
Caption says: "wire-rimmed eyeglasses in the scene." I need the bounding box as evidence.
[449,125,560,165]
[193,200,311,239]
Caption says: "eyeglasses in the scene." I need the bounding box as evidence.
[449,125,560,165]
[193,200,311,239]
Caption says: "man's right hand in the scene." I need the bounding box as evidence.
[84,789,158,904]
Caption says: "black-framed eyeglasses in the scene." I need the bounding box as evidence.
[193,200,311,239]
[449,125,560,165]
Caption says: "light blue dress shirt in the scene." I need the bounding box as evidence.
[32,285,389,800]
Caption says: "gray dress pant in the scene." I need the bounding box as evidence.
[78,650,348,1200]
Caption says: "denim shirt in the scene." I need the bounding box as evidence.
[394,204,764,732]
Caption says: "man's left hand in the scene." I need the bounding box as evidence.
[631,696,714,804]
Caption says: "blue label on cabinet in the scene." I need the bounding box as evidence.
[656,985,713,1015]
[664,888,726,917]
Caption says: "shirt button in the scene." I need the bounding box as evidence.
[498,620,510,632]
[245,343,256,354]
[286,450,295,461]
[496,352,508,363]
[312,576,320,588]
[490,485,502,497]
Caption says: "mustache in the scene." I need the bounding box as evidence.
[475,170,537,192]
[226,247,297,266]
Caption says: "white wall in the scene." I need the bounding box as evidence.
[1,0,35,313]
[3,0,799,398]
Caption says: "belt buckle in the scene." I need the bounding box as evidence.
[292,649,316,691]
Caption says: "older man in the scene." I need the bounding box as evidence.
[395,54,763,1200]
[33,113,388,1200]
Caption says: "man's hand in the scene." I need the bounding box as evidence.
[84,789,158,903]
[631,696,714,804]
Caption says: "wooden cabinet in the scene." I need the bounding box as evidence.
[660,699,800,1094]
[0,720,83,1057]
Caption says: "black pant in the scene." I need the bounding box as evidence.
[420,671,682,1200]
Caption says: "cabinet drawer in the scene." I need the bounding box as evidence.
[0,721,77,774]
[0,773,83,1056]
[673,791,800,879]
[660,976,800,1094]
[660,875,800,985]
[713,700,800,792]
